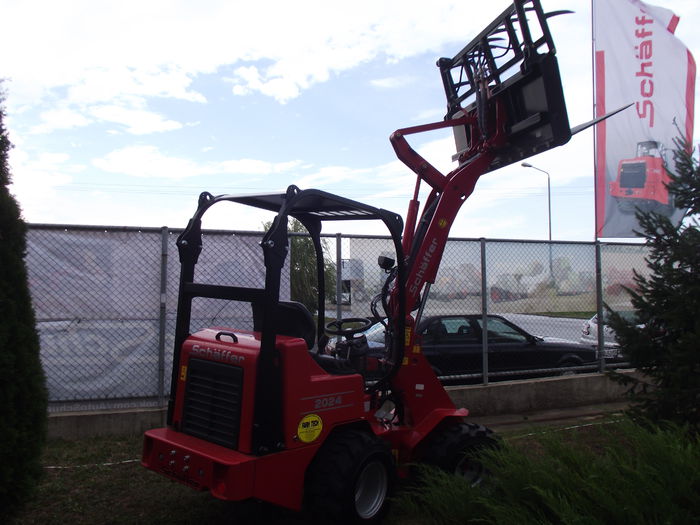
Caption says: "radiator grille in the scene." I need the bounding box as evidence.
[181,358,243,449]
[620,163,646,188]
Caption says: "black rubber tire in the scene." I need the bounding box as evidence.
[659,203,675,217]
[421,422,497,485]
[557,361,579,376]
[305,428,395,524]
[616,197,638,215]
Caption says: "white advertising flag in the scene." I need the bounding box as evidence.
[594,0,695,238]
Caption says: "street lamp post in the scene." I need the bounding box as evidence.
[521,162,551,242]
[522,162,553,281]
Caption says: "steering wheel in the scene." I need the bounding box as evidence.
[325,317,373,338]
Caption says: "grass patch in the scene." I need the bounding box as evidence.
[14,419,699,524]
[12,435,298,525]
[390,418,700,525]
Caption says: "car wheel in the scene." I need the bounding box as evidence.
[421,422,498,486]
[557,361,579,376]
[305,428,394,523]
[616,197,638,215]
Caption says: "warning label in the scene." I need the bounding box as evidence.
[297,414,323,443]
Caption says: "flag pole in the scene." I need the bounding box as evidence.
[591,0,606,370]
[591,0,599,241]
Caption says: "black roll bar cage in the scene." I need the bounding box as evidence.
[167,184,406,454]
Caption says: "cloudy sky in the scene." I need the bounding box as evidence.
[2,0,699,240]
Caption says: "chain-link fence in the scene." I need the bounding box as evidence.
[26,224,646,412]
[27,225,289,412]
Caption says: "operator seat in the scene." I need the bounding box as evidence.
[252,301,316,349]
[251,301,357,375]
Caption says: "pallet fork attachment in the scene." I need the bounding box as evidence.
[390,0,573,317]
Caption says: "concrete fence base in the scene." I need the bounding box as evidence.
[449,370,638,418]
[49,407,166,440]
[48,371,637,440]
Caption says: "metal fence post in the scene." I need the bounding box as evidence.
[335,233,342,321]
[480,237,489,385]
[157,227,169,407]
[595,240,605,373]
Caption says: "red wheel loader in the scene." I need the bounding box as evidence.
[610,140,673,214]
[142,1,591,521]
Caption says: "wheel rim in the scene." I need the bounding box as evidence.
[455,454,484,486]
[354,459,388,519]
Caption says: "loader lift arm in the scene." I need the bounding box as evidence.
[386,0,572,326]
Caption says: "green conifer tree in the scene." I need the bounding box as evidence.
[609,137,700,430]
[288,218,336,314]
[264,218,336,315]
[0,87,48,521]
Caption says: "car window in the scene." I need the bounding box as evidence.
[443,318,466,334]
[477,317,528,344]
[421,320,446,344]
[600,310,636,325]
[422,317,478,344]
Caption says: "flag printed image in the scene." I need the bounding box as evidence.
[593,0,695,238]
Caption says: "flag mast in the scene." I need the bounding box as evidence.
[591,0,601,241]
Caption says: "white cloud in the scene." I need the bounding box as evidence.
[295,166,372,188]
[88,105,183,135]
[370,76,415,89]
[0,1,512,109]
[92,146,203,179]
[64,66,206,107]
[222,158,303,175]
[227,65,304,103]
[92,145,303,179]
[30,108,93,134]
[3,0,698,111]
[7,148,80,219]
[28,101,187,136]
[411,108,445,122]
[285,136,459,205]
[4,0,698,237]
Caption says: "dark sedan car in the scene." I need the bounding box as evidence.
[324,314,597,381]
[417,314,596,379]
